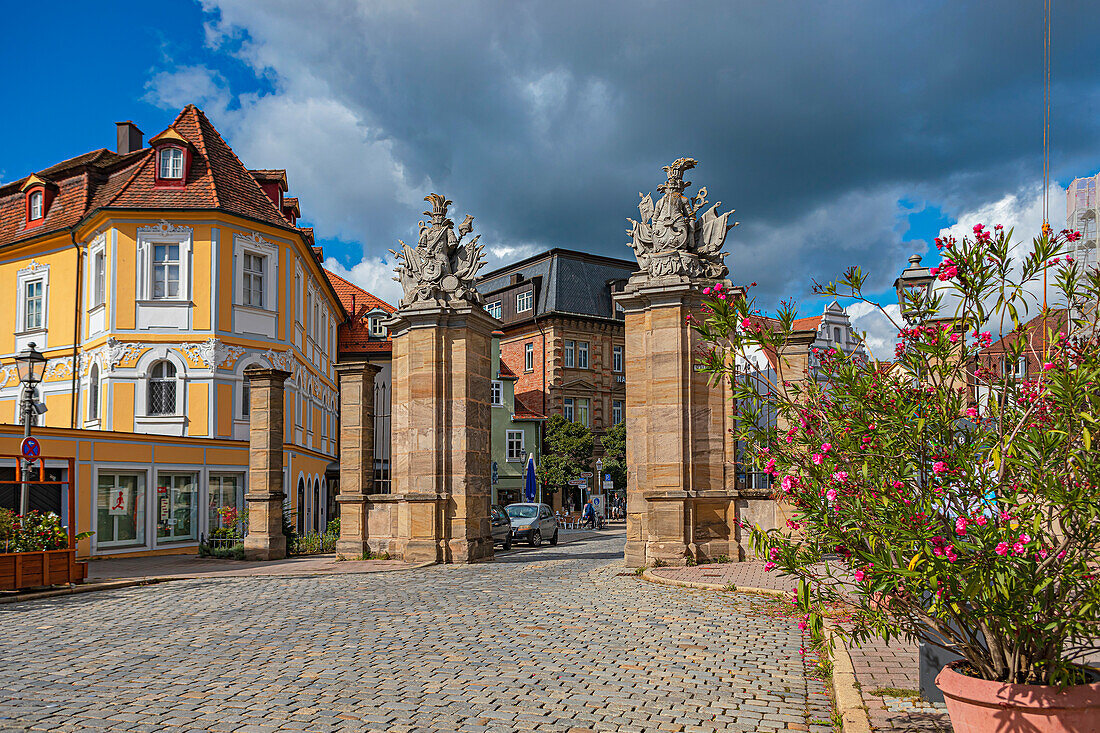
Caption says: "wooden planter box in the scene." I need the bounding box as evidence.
[0,549,88,592]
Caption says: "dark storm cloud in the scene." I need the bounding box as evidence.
[197,0,1100,304]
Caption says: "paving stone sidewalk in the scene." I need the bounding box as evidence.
[652,562,952,732]
[0,533,833,732]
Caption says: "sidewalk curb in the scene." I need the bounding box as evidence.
[1,560,437,605]
[640,567,788,597]
[826,624,873,733]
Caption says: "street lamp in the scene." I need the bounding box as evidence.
[16,342,47,515]
[893,254,937,325]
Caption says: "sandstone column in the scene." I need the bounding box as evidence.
[335,361,381,558]
[618,157,741,566]
[243,366,291,561]
[388,303,496,563]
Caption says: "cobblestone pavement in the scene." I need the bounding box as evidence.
[0,533,832,733]
[653,561,953,731]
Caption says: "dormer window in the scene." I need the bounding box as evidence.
[369,315,387,337]
[29,191,43,220]
[159,147,185,179]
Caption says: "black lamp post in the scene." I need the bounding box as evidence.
[16,342,47,515]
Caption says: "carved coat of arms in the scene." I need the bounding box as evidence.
[627,158,735,280]
[392,194,487,308]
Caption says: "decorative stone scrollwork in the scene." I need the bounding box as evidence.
[177,338,248,370]
[17,260,48,276]
[627,158,735,281]
[264,348,295,372]
[137,220,194,236]
[391,194,487,308]
[107,338,148,370]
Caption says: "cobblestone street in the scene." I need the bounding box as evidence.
[0,533,832,733]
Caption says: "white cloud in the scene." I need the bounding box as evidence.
[322,255,402,309]
[847,301,902,360]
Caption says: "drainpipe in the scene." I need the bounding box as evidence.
[69,230,83,428]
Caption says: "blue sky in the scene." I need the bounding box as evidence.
[4,1,1098,355]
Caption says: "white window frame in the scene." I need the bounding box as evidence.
[506,430,525,462]
[491,380,504,406]
[516,290,532,313]
[563,397,574,422]
[29,190,43,220]
[564,340,575,369]
[159,147,185,179]
[231,232,278,338]
[612,399,623,426]
[524,342,534,372]
[243,252,265,308]
[486,301,502,319]
[577,341,589,369]
[23,278,45,332]
[87,363,101,423]
[370,314,387,337]
[147,360,179,416]
[577,397,590,427]
[92,247,107,307]
[15,260,49,350]
[136,226,192,302]
[613,345,623,373]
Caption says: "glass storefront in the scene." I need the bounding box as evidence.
[156,472,199,543]
[97,473,147,549]
[207,474,244,531]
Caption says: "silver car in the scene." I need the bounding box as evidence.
[506,503,559,547]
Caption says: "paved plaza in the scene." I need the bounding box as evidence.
[0,533,833,733]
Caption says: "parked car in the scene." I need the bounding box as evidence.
[505,503,559,547]
[490,504,512,551]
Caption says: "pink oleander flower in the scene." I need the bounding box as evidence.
[955,517,968,535]
[812,453,824,465]
[780,475,797,493]
[1017,533,1031,544]
[740,317,751,329]
[831,471,849,483]
[1043,362,1054,370]
[703,287,711,295]
[854,569,866,582]
[769,548,780,561]
[999,510,1012,522]
[1013,542,1026,555]
[995,542,1010,556]
[892,480,903,489]
[764,458,777,476]
[797,619,807,630]
[820,442,832,453]
[965,407,978,418]
[825,488,838,502]
[932,461,947,474]
[975,516,987,526]
[764,561,777,572]
[949,333,959,343]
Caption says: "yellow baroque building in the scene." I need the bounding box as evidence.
[0,105,344,557]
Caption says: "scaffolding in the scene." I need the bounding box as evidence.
[1066,174,1099,270]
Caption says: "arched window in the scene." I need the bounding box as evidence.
[296,477,306,535]
[241,378,250,418]
[88,364,100,421]
[148,361,177,415]
[313,482,321,533]
[158,147,185,179]
[29,191,44,220]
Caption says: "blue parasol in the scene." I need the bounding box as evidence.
[524,454,537,502]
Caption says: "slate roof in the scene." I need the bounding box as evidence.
[325,267,396,356]
[476,248,636,321]
[0,105,302,249]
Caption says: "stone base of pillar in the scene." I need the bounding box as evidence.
[335,493,370,558]
[243,492,287,561]
[445,537,494,564]
[629,491,740,566]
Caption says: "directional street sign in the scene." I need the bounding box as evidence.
[20,436,41,461]
[568,479,584,485]
[580,472,592,478]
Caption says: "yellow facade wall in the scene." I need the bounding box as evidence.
[114,227,136,330]
[188,382,209,437]
[113,381,135,433]
[215,383,232,438]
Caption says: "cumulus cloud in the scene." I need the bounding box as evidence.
[322,255,402,309]
[140,1,1100,308]
[847,301,903,360]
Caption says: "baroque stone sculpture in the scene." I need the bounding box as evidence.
[627,157,735,280]
[391,194,487,308]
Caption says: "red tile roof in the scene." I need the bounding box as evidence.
[513,392,546,421]
[498,360,518,379]
[325,267,396,356]
[1,105,301,249]
[792,315,823,332]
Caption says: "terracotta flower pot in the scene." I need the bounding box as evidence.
[936,660,1100,732]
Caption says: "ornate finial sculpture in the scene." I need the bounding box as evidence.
[391,194,487,308]
[627,157,736,280]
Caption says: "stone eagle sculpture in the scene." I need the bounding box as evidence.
[627,158,735,280]
[391,194,487,308]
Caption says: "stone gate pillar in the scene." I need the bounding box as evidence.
[617,157,741,567]
[243,366,291,561]
[366,192,495,564]
[335,361,381,557]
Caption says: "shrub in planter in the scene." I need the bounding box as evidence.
[9,510,71,552]
[693,226,1100,728]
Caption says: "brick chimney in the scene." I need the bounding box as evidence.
[115,121,144,154]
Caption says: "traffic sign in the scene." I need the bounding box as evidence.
[20,436,41,461]
[567,479,584,485]
[491,461,498,485]
[580,472,592,478]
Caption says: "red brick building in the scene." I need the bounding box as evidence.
[476,249,635,508]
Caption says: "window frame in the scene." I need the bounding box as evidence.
[563,397,574,422]
[576,341,589,369]
[369,314,388,337]
[516,289,532,313]
[147,360,179,416]
[486,301,502,319]
[242,252,265,308]
[612,399,623,426]
[158,146,185,180]
[506,430,525,462]
[23,278,45,332]
[28,190,43,220]
[87,363,100,423]
[524,342,534,372]
[491,380,504,406]
[576,397,590,427]
[564,340,575,369]
[612,344,623,373]
[136,225,193,304]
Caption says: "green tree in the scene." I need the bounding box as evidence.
[600,421,627,491]
[537,414,593,494]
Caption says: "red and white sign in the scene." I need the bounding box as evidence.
[108,488,131,516]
